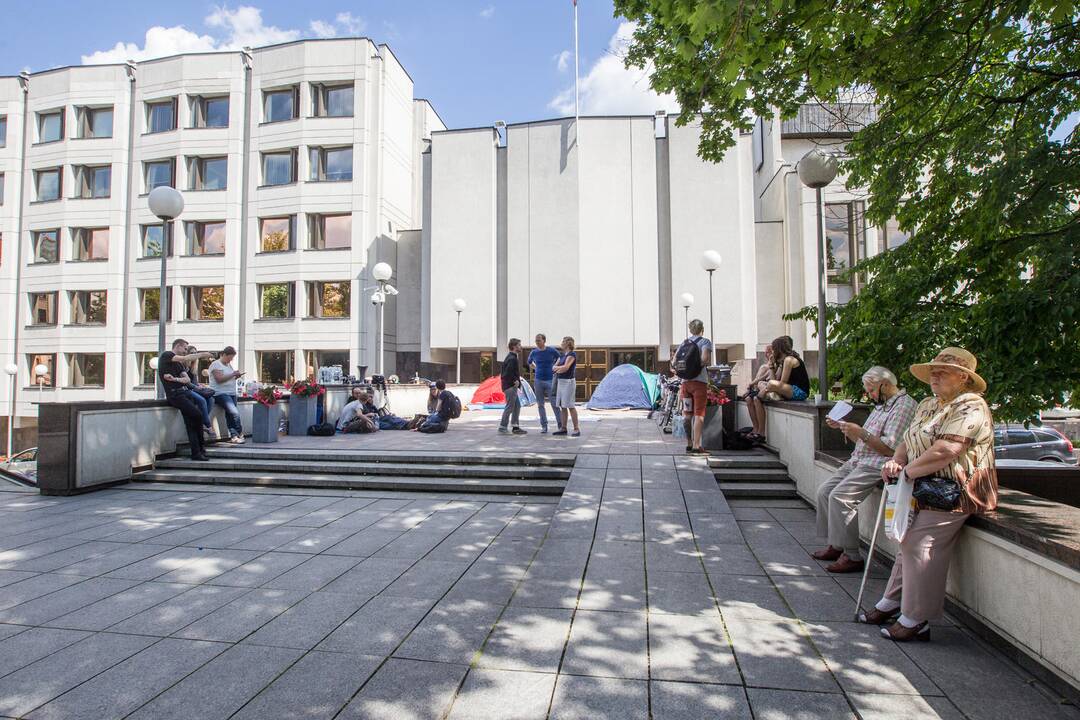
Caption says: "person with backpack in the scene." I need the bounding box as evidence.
[498,339,527,435]
[417,379,458,433]
[673,319,713,454]
[552,336,580,437]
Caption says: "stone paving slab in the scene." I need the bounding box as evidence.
[0,415,1076,719]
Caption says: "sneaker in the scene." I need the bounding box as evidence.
[552,429,568,436]
[571,430,581,437]
[512,427,527,435]
[229,436,245,445]
[540,427,549,434]
[498,427,511,435]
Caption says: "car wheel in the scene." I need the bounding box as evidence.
[1038,456,1064,463]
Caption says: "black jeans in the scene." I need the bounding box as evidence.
[168,392,206,458]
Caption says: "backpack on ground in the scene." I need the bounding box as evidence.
[343,415,377,434]
[307,422,335,436]
[673,338,704,380]
[723,429,756,451]
[444,393,462,419]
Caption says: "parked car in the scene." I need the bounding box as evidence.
[0,447,38,484]
[994,426,1077,465]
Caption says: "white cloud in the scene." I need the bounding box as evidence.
[554,50,572,73]
[549,21,678,116]
[82,5,366,65]
[480,5,495,19]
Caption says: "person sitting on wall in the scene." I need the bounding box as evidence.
[416,379,452,434]
[180,345,216,438]
[812,366,918,573]
[337,387,378,433]
[745,336,809,443]
[158,339,216,461]
[209,346,245,444]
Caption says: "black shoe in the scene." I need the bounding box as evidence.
[192,454,210,462]
[512,427,527,435]
[552,429,568,436]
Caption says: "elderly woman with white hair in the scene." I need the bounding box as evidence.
[813,365,918,573]
[861,348,998,642]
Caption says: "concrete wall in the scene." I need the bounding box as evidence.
[758,402,1080,694]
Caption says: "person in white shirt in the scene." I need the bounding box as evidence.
[209,346,245,444]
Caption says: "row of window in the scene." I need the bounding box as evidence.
[22,213,352,265]
[27,347,349,390]
[26,280,351,326]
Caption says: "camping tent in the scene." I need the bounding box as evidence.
[470,376,537,409]
[586,364,661,410]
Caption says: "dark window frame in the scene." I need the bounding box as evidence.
[184,220,227,256]
[145,97,178,134]
[258,215,296,253]
[305,280,351,319]
[31,228,60,264]
[75,105,114,139]
[29,291,59,326]
[71,227,110,262]
[184,285,225,322]
[311,82,355,118]
[138,286,173,322]
[144,157,176,193]
[261,149,298,186]
[34,167,63,202]
[263,86,300,124]
[37,108,65,144]
[67,352,106,387]
[190,95,230,129]
[258,282,296,319]
[187,155,228,191]
[72,164,111,199]
[68,289,108,325]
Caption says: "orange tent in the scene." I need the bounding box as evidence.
[470,376,506,406]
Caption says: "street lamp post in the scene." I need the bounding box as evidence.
[680,292,694,331]
[147,186,185,399]
[34,364,49,406]
[3,363,17,460]
[370,263,394,376]
[453,298,467,384]
[797,149,839,402]
[700,251,722,341]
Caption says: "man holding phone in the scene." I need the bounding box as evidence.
[209,346,246,444]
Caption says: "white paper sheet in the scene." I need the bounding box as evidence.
[827,400,854,422]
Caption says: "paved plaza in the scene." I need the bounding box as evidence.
[0,414,1076,719]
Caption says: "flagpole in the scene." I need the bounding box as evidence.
[573,0,580,129]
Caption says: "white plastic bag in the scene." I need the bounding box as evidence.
[884,469,917,542]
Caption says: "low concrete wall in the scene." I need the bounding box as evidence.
[323,383,481,420]
[748,400,1080,695]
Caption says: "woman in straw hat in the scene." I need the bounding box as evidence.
[859,347,998,642]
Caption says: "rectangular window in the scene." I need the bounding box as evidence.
[191,96,229,128]
[262,150,297,186]
[306,281,351,318]
[185,221,226,256]
[76,106,113,138]
[137,352,157,385]
[144,158,175,192]
[312,83,354,117]
[141,224,174,258]
[187,156,227,191]
[0,115,6,147]
[0,173,5,205]
[308,213,351,250]
[825,203,854,275]
[69,290,107,325]
[72,227,109,261]
[38,110,64,143]
[28,353,56,387]
[263,87,298,123]
[68,353,105,387]
[308,146,353,182]
[29,292,58,325]
[257,350,294,385]
[35,168,62,202]
[305,350,350,376]
[882,218,909,251]
[73,165,111,199]
[139,287,172,322]
[259,282,295,318]
[185,286,224,321]
[259,216,294,252]
[32,229,59,263]
[146,98,177,134]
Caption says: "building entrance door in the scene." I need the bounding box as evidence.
[575,348,608,402]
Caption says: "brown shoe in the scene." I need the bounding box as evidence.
[811,545,843,562]
[826,554,865,574]
[857,607,900,625]
[881,621,930,642]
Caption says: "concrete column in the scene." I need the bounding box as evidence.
[496,144,508,352]
[655,119,673,357]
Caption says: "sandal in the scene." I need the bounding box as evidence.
[881,620,930,642]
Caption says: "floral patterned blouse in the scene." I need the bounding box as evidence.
[903,392,998,514]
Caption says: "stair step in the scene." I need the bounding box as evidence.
[201,447,576,467]
[157,458,571,480]
[133,469,566,496]
[716,481,799,499]
[710,468,792,482]
[708,457,787,470]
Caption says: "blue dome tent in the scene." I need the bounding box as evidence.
[586,364,660,410]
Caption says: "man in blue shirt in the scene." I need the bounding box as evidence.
[528,333,562,433]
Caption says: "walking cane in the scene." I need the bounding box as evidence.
[854,486,889,621]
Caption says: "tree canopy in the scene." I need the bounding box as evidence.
[616,0,1080,420]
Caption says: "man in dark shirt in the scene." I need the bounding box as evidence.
[417,380,452,433]
[498,338,527,435]
[159,338,215,460]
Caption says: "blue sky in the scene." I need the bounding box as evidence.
[0,1,676,129]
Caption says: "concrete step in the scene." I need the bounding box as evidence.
[157,457,571,480]
[133,469,567,496]
[708,456,787,470]
[716,481,799,499]
[200,447,576,468]
[710,468,792,482]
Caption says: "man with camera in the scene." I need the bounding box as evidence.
[158,339,216,461]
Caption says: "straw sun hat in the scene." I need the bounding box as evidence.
[910,347,987,393]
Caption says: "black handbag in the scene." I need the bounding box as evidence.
[912,476,963,511]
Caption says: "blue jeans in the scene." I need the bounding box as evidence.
[187,389,212,427]
[418,412,448,433]
[214,393,243,437]
[378,414,409,430]
[534,378,562,430]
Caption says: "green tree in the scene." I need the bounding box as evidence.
[617,0,1080,420]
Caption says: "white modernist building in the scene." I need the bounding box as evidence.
[0,37,898,429]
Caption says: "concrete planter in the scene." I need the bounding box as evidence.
[702,405,725,450]
[287,395,319,436]
[251,404,281,443]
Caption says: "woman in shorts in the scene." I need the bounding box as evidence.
[552,337,580,437]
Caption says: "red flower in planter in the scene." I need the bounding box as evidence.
[289,380,326,398]
[254,385,282,407]
[706,385,731,407]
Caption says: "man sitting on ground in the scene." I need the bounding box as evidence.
[337,387,379,433]
[416,380,453,434]
[813,366,918,573]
